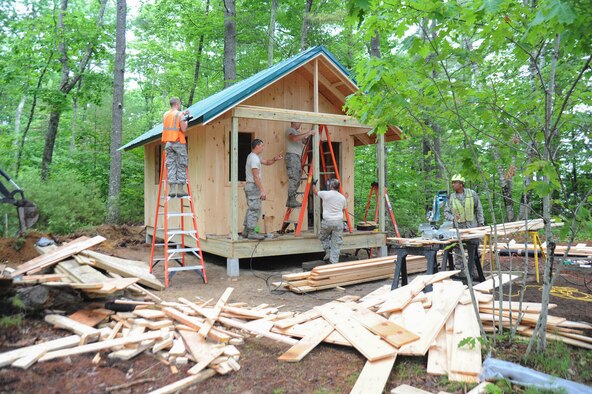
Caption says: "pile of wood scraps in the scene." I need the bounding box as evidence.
[278,255,428,293]
[5,235,165,298]
[1,273,590,393]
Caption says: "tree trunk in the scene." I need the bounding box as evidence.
[223,0,237,88]
[493,147,515,221]
[267,0,278,67]
[70,96,78,155]
[16,51,53,178]
[368,31,380,58]
[14,96,27,167]
[106,0,127,224]
[188,0,210,106]
[301,0,313,51]
[40,0,108,180]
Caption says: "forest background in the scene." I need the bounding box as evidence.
[0,0,590,242]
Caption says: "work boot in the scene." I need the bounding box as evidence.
[322,251,330,261]
[177,184,188,197]
[241,226,250,239]
[286,197,302,208]
[168,184,177,198]
[247,231,265,240]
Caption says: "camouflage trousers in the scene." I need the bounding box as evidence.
[243,182,261,230]
[319,219,343,264]
[285,153,302,202]
[165,141,188,184]
[452,238,480,278]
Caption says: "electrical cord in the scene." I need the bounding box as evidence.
[246,236,349,301]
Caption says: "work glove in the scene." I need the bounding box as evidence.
[312,179,318,186]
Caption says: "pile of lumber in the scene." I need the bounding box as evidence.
[498,239,592,258]
[278,255,428,293]
[1,274,590,393]
[5,236,164,297]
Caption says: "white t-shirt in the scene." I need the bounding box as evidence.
[318,190,346,221]
[245,152,261,183]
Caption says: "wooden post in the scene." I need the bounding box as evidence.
[231,117,239,241]
[377,133,385,233]
[313,58,320,235]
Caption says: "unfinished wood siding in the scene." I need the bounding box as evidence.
[144,142,159,229]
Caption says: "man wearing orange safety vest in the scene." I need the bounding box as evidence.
[162,97,190,197]
[444,174,484,281]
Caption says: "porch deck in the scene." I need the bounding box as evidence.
[148,227,386,260]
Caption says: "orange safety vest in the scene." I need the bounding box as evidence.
[161,110,186,143]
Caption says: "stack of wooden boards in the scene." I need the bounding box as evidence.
[498,239,592,257]
[6,235,165,296]
[389,219,561,245]
[278,254,429,293]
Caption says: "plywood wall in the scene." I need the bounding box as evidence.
[144,66,359,236]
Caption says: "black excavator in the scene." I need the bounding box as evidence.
[0,168,39,235]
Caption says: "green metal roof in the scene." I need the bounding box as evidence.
[121,45,352,151]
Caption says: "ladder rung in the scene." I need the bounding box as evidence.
[154,242,180,247]
[159,212,195,217]
[319,172,335,175]
[283,220,298,224]
[168,248,201,254]
[168,266,204,273]
[169,229,197,235]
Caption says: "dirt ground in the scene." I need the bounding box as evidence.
[1,226,591,393]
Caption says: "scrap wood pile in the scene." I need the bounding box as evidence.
[1,272,591,393]
[277,254,430,293]
[3,235,165,298]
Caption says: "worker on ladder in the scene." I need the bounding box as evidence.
[162,97,191,198]
[284,122,314,208]
[313,178,347,263]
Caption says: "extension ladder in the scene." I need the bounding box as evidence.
[363,181,401,237]
[149,150,207,287]
[280,124,353,236]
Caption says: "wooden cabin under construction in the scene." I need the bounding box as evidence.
[121,45,402,274]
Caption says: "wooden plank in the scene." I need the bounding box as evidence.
[44,314,101,339]
[68,308,113,327]
[473,274,520,293]
[217,316,298,345]
[11,348,47,369]
[11,236,106,277]
[0,334,83,367]
[12,273,66,284]
[200,288,233,338]
[378,275,429,313]
[390,384,433,394]
[449,303,481,376]
[56,259,109,283]
[272,317,351,347]
[398,281,464,356]
[80,250,164,290]
[274,309,321,329]
[350,356,397,394]
[402,301,427,336]
[277,319,333,362]
[427,325,448,375]
[315,302,396,361]
[346,302,419,348]
[133,309,166,319]
[147,369,216,394]
[39,330,165,362]
[233,104,371,129]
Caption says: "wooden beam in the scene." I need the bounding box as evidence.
[354,133,372,145]
[231,117,239,241]
[377,133,385,232]
[233,105,370,129]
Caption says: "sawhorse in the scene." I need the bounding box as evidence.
[391,244,441,292]
[442,241,486,282]
[481,230,545,283]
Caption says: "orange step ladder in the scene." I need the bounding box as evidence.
[363,181,401,237]
[280,124,353,236]
[149,150,207,287]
